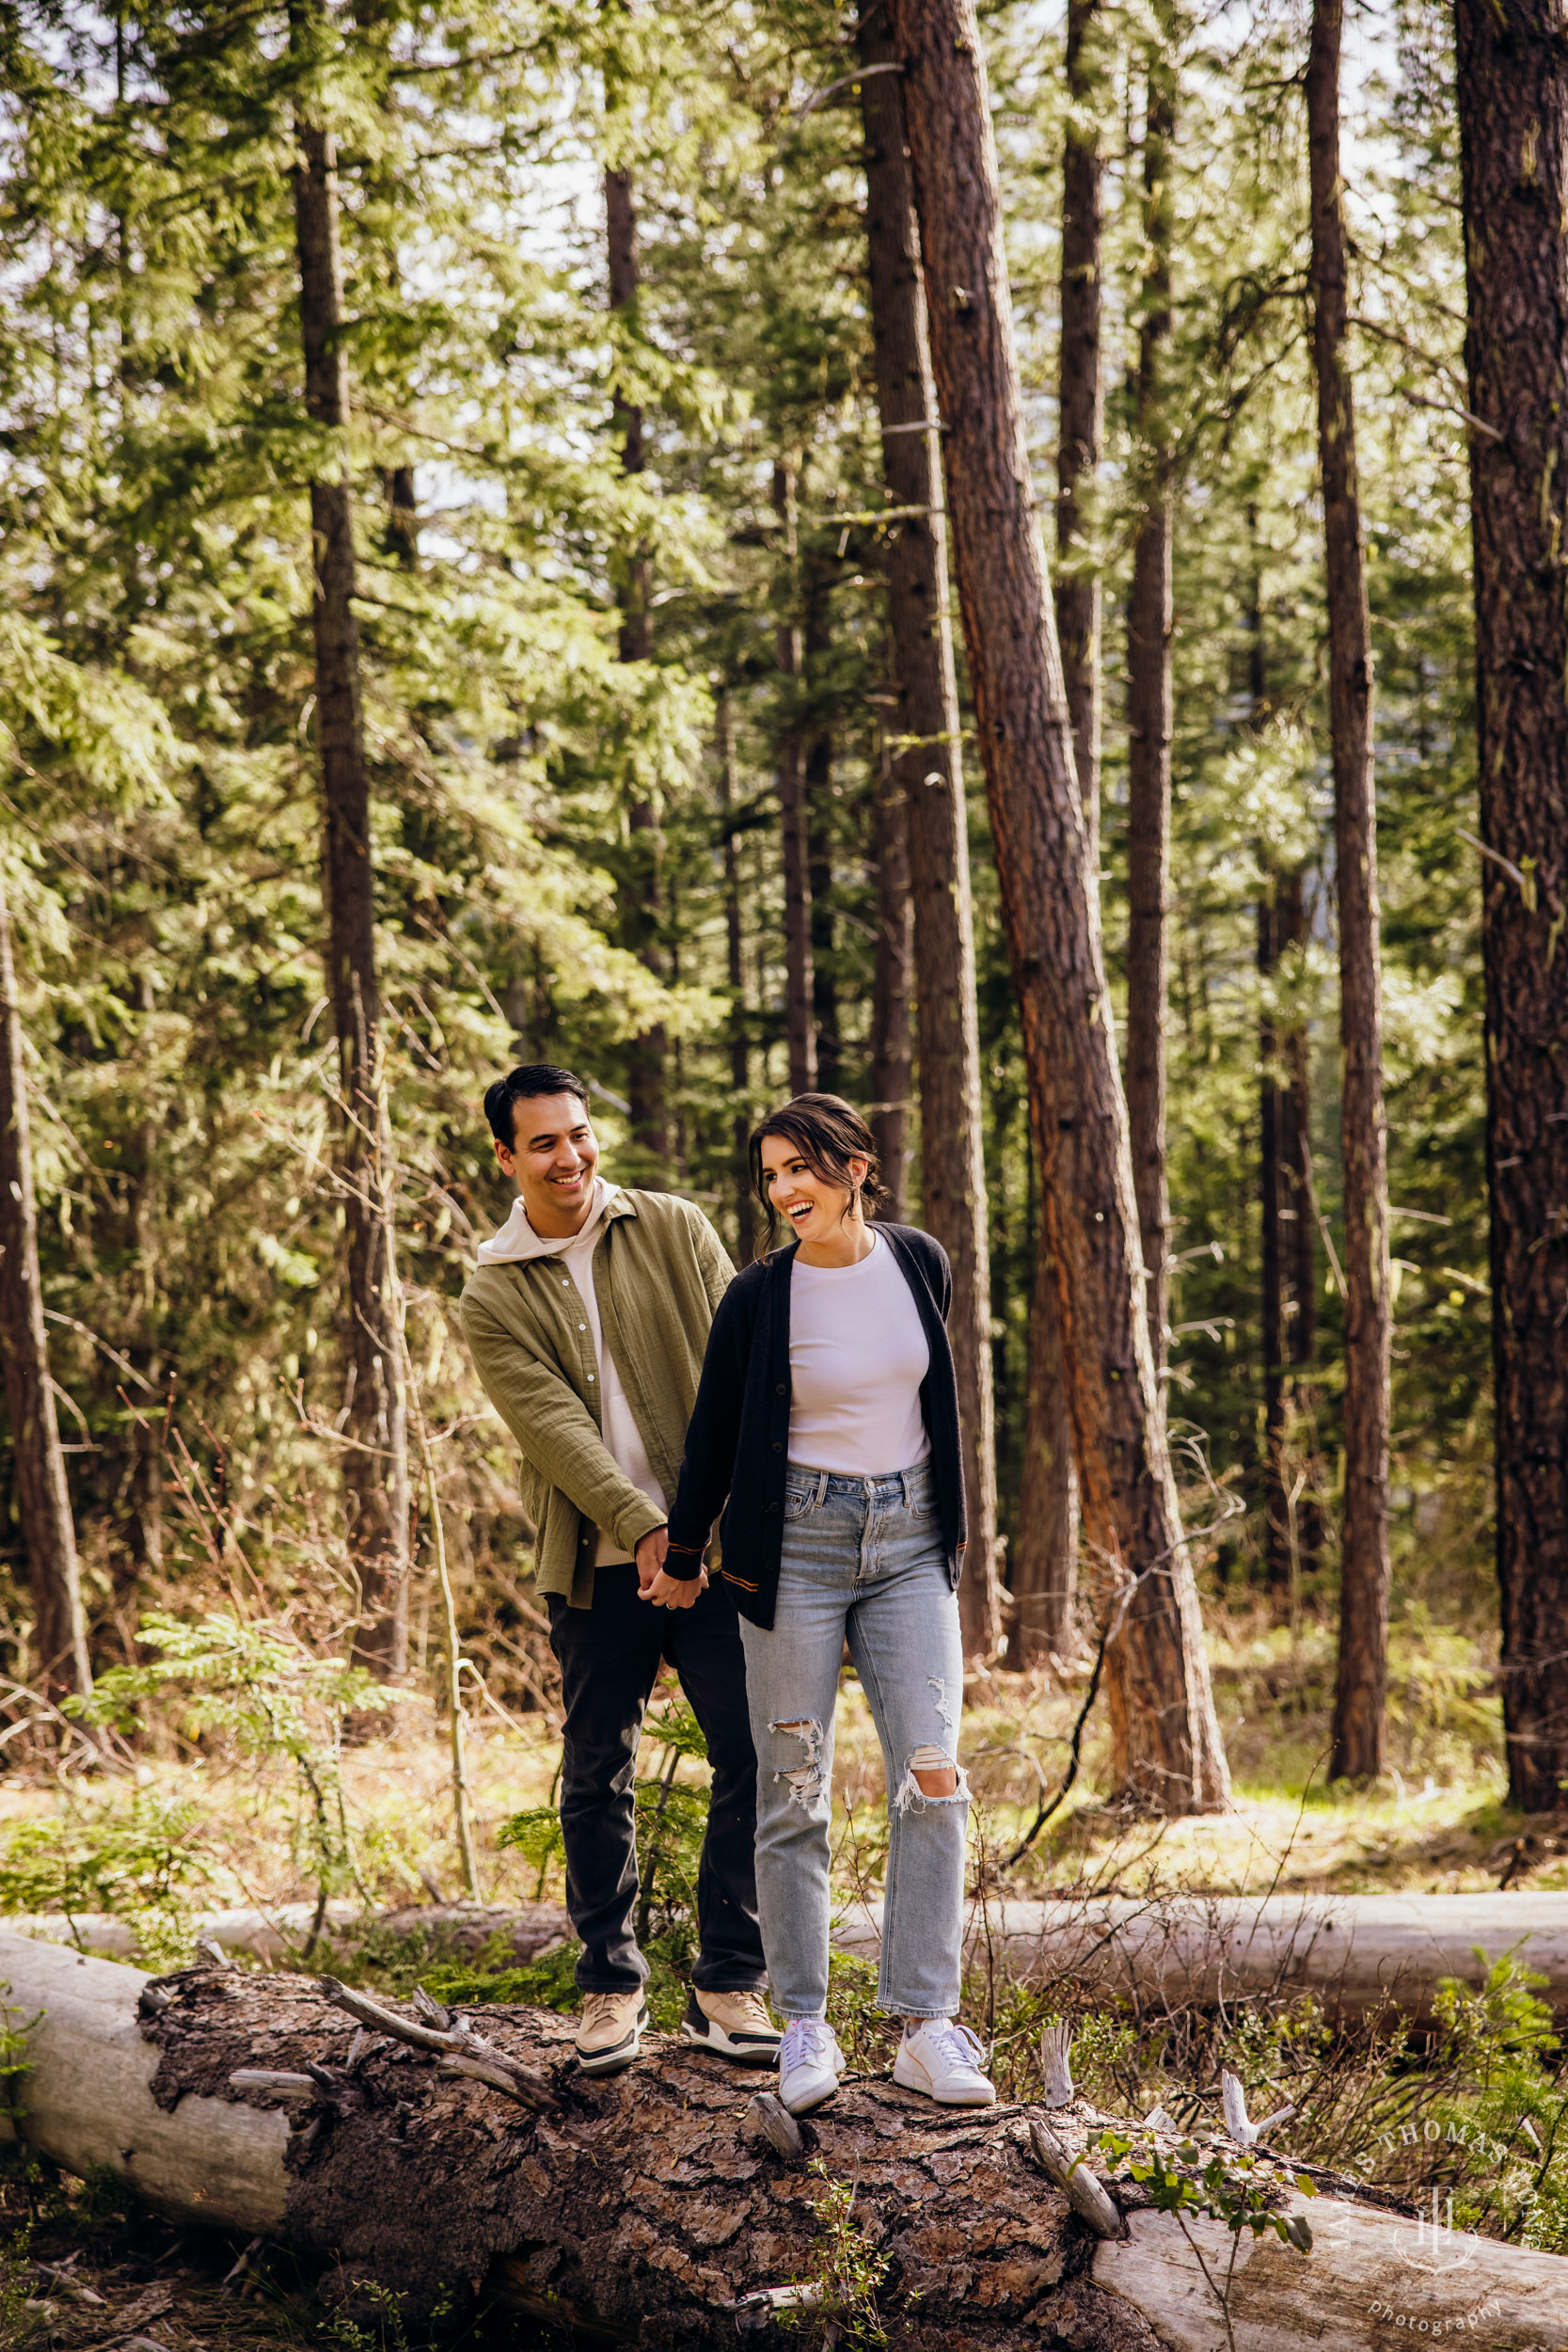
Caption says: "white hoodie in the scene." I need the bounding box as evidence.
[476,1176,665,1566]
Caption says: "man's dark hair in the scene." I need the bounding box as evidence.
[749,1092,891,1239]
[483,1063,591,1148]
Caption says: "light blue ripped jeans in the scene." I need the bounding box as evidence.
[737,1458,967,2020]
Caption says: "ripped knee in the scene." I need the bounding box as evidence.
[895,1742,970,1813]
[769,1718,825,1809]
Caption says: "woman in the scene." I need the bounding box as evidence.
[658,1093,992,2115]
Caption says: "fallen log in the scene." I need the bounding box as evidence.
[2,1899,569,1971]
[834,1891,1568,2020]
[14,1889,1563,2023]
[1,1931,1566,2348]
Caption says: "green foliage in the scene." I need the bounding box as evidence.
[779,2160,891,2351]
[0,2223,41,2351]
[0,1791,211,1968]
[80,1613,387,1913]
[1095,2127,1316,2257]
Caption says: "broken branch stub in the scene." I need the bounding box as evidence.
[1221,2069,1296,2150]
[1026,2115,1127,2239]
[743,2090,805,2161]
[1039,2021,1075,2108]
[318,1974,560,2111]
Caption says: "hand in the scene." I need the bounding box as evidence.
[635,1526,669,1595]
[642,1565,702,1610]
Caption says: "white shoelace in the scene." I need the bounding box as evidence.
[781,2018,838,2071]
[911,2017,989,2072]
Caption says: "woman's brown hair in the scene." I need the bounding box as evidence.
[749,1092,891,1241]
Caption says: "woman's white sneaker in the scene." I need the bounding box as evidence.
[893,2017,996,2106]
[777,2018,846,2114]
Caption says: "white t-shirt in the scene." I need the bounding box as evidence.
[786,1232,932,1477]
[476,1179,665,1565]
[555,1218,666,1565]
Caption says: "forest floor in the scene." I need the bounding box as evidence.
[1,1598,1563,2347]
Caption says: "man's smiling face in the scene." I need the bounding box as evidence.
[495,1091,600,1239]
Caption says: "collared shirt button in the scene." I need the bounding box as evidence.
[767,1500,780,1513]
[578,1323,587,1330]
[587,1374,595,1382]
[771,1441,783,1453]
[775,1382,787,1395]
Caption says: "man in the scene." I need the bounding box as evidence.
[460,1063,777,2077]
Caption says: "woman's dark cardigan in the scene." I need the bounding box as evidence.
[663,1223,968,1629]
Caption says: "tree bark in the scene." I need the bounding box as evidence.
[1280,868,1323,1578]
[884,0,1227,1807]
[718,692,754,1264]
[772,460,816,1099]
[606,163,667,1161]
[1014,1235,1082,1663]
[1055,0,1105,841]
[804,578,840,1095]
[1455,0,1568,1815]
[1125,32,1176,1382]
[0,879,91,1707]
[1259,882,1291,1593]
[869,733,913,1220]
[857,8,1000,1657]
[1012,0,1104,1661]
[291,40,410,1681]
[1307,0,1392,1784]
[11,1936,1568,2350]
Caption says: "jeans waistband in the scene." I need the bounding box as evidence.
[784,1460,934,1506]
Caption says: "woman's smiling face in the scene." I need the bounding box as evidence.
[758,1135,866,1248]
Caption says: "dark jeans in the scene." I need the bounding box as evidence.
[546,1565,766,1996]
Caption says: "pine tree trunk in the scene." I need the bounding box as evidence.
[126,967,163,1581]
[606,164,667,1160]
[1280,869,1323,1578]
[773,460,816,1099]
[1125,37,1176,1383]
[884,0,1228,1808]
[718,692,754,1264]
[0,879,91,1708]
[1259,884,1291,1592]
[291,58,410,1680]
[1251,557,1291,1596]
[1307,0,1391,1784]
[857,9,1000,1657]
[1015,1233,1083,1664]
[1055,0,1105,841]
[1455,0,1568,1813]
[869,736,913,1221]
[804,580,840,1095]
[1013,0,1102,1668]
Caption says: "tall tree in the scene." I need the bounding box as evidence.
[804,579,840,1093]
[718,690,754,1263]
[1307,0,1391,1780]
[773,458,816,1097]
[606,161,668,1159]
[0,878,91,1708]
[1280,868,1322,1579]
[1125,21,1177,1381]
[1014,0,1104,1665]
[1455,0,1568,1812]
[290,8,410,1677]
[868,731,912,1220]
[884,0,1228,1806]
[1250,551,1291,1595]
[858,6,1001,1656]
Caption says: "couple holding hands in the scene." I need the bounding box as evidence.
[460,1065,992,2117]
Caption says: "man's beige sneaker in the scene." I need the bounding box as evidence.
[575,1989,649,2076]
[679,1987,783,2062]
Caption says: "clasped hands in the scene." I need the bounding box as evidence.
[636,1524,705,1609]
